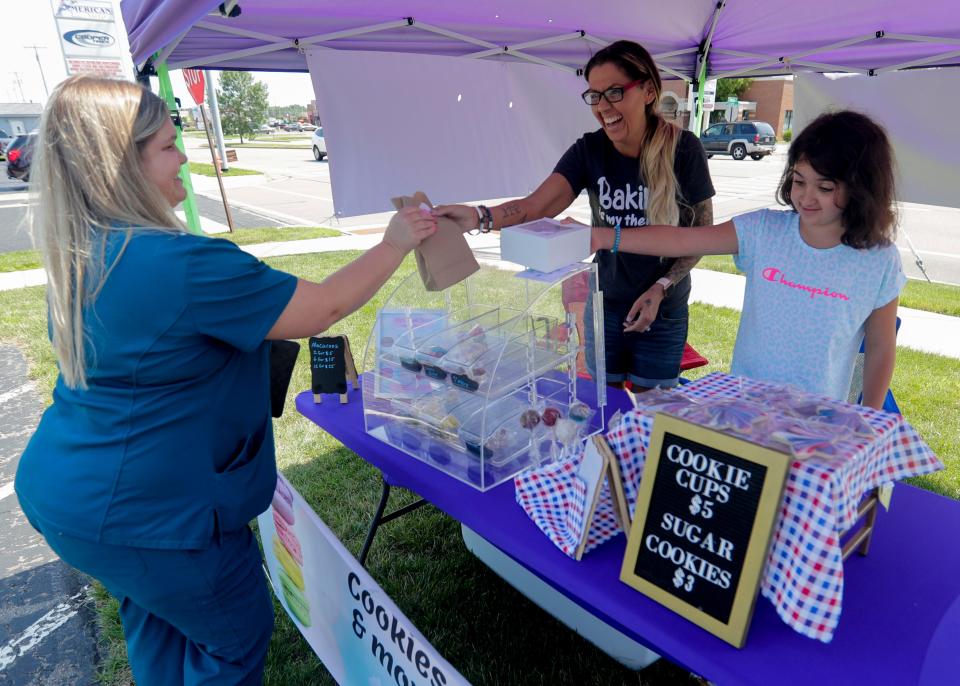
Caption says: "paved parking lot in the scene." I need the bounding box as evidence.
[3,142,957,284]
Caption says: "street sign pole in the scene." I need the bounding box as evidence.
[184,68,235,233]
[201,104,235,233]
[204,71,230,172]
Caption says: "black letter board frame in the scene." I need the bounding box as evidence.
[309,335,357,403]
[619,413,789,648]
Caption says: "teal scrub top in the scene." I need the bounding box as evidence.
[16,228,298,549]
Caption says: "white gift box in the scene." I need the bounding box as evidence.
[500,219,591,273]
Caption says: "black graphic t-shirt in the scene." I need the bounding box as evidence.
[553,128,714,304]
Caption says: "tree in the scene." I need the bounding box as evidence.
[216,71,269,143]
[715,78,753,103]
[268,104,308,121]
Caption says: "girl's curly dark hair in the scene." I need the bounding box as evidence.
[777,110,897,249]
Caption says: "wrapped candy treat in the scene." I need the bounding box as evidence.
[542,407,561,427]
[520,409,541,430]
[809,405,876,438]
[679,399,767,435]
[568,402,592,423]
[633,388,701,417]
[554,417,579,445]
[769,418,853,460]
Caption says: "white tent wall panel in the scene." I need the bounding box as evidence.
[795,72,960,209]
[307,49,596,217]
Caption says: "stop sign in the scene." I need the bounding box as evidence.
[183,68,205,106]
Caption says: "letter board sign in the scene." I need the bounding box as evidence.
[620,413,789,647]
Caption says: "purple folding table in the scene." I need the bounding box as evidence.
[295,385,960,685]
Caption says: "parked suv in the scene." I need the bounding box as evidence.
[6,132,37,181]
[701,121,776,160]
[0,128,13,158]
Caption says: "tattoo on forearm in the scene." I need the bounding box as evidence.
[692,197,713,227]
[500,201,527,227]
[665,256,700,283]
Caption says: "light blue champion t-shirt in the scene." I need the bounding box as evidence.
[731,209,906,400]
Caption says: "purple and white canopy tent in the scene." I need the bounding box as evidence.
[121,1,960,78]
[118,1,960,214]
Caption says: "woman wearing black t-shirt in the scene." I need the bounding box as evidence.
[437,40,715,390]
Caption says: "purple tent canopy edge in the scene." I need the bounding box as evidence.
[119,0,960,78]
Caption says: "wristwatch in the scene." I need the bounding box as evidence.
[655,276,672,293]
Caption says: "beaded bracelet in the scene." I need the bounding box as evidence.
[480,205,493,233]
[611,222,622,254]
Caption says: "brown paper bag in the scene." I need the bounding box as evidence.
[390,191,479,291]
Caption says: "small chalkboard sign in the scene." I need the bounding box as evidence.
[620,414,789,648]
[309,335,357,404]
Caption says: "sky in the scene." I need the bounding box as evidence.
[0,0,315,107]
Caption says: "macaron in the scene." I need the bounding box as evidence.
[273,510,303,566]
[272,492,294,526]
[272,535,304,591]
[272,477,295,525]
[275,476,293,506]
[279,567,311,627]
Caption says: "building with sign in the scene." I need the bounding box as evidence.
[0,103,43,136]
[661,77,794,139]
[53,0,127,79]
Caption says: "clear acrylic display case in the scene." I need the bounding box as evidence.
[362,260,607,491]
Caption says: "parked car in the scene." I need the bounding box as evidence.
[311,127,327,161]
[701,121,776,160]
[0,128,13,158]
[299,122,317,131]
[258,124,276,134]
[6,132,36,181]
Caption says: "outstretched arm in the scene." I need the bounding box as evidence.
[591,218,739,257]
[661,197,715,285]
[861,297,899,410]
[266,208,436,340]
[434,173,577,233]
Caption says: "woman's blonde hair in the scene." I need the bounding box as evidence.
[584,41,685,226]
[31,75,185,389]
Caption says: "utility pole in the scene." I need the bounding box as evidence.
[24,45,49,99]
[9,72,26,101]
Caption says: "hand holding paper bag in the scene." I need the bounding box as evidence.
[391,191,480,291]
[382,205,438,254]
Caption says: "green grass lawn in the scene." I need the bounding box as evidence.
[695,255,960,317]
[228,143,312,150]
[182,131,309,143]
[0,227,341,273]
[188,161,261,177]
[0,249,43,273]
[2,249,957,685]
[213,226,341,246]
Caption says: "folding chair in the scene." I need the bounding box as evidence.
[848,317,902,413]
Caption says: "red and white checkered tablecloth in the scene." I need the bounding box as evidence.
[516,372,944,642]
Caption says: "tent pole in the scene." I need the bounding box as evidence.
[693,56,707,135]
[689,0,725,136]
[156,59,203,235]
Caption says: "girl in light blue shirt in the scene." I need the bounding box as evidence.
[589,110,905,407]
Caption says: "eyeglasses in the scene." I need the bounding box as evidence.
[581,79,646,106]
